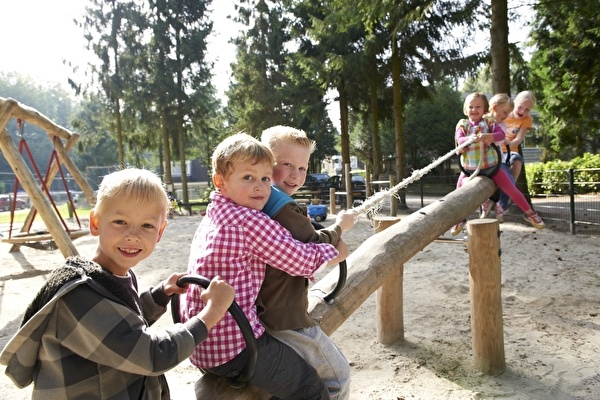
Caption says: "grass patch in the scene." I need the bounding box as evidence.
[0,204,91,225]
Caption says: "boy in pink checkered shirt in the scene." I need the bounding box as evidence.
[179,132,346,399]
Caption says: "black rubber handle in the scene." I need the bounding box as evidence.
[458,142,502,177]
[312,221,348,304]
[171,275,257,388]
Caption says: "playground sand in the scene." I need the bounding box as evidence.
[1,211,599,399]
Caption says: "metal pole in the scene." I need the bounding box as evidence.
[569,168,576,235]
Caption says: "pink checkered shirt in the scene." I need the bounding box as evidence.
[180,192,338,369]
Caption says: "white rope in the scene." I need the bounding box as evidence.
[351,135,479,217]
[468,139,483,181]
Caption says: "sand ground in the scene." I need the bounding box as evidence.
[1,207,599,399]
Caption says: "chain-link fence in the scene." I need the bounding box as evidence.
[403,170,600,236]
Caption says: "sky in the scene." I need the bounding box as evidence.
[0,0,239,99]
[1,0,532,123]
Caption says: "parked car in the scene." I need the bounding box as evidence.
[0,195,27,211]
[326,174,367,203]
[301,172,330,192]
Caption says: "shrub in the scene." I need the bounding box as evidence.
[526,153,600,195]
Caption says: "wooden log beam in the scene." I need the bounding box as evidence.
[0,97,18,132]
[0,97,75,140]
[309,176,496,335]
[193,177,496,399]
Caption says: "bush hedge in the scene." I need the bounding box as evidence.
[525,152,600,195]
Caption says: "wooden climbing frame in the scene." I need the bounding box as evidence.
[0,97,95,257]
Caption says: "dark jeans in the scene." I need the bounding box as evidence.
[207,332,330,400]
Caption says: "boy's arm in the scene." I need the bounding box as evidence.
[247,213,338,277]
[56,285,225,374]
[509,118,532,148]
[327,239,349,266]
[196,275,235,330]
[273,203,343,245]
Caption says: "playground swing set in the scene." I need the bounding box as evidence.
[0,97,95,257]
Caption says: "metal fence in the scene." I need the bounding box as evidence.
[527,168,600,236]
[402,169,600,237]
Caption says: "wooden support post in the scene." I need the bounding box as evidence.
[467,219,505,375]
[389,175,397,216]
[374,216,403,344]
[344,163,352,209]
[329,187,336,215]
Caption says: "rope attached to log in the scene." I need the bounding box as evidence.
[351,136,479,218]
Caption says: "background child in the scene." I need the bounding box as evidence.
[503,90,536,182]
[259,125,355,400]
[480,93,516,222]
[451,92,544,236]
[180,132,342,399]
[0,168,234,400]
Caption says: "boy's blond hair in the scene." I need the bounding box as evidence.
[212,132,274,178]
[489,93,515,113]
[463,92,490,116]
[261,125,316,156]
[514,90,536,106]
[93,168,170,218]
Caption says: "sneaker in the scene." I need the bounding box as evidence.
[451,219,467,236]
[480,200,494,219]
[495,203,504,223]
[524,212,545,229]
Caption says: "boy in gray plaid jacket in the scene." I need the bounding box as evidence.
[0,168,234,399]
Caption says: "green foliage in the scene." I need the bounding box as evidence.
[529,0,600,158]
[70,94,120,168]
[225,0,337,168]
[525,153,600,195]
[404,84,463,171]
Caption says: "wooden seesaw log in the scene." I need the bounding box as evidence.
[193,177,496,399]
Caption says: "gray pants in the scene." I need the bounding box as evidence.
[269,326,351,400]
[207,332,330,400]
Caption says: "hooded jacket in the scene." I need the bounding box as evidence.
[1,256,208,400]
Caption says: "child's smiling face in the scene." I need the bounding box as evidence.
[467,97,486,123]
[512,99,533,119]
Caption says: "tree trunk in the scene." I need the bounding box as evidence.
[391,38,406,207]
[161,106,172,193]
[490,0,510,94]
[176,28,189,205]
[369,58,382,179]
[338,78,350,188]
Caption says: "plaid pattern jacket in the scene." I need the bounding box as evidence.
[181,192,338,369]
[455,116,505,171]
[0,256,208,400]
